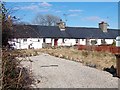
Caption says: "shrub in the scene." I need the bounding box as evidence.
[81,51,89,57]
[112,40,116,46]
[2,49,34,89]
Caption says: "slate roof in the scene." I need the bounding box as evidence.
[65,27,105,39]
[103,29,120,39]
[65,27,120,39]
[12,25,70,38]
[11,25,120,39]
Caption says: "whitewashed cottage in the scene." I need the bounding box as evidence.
[8,21,120,49]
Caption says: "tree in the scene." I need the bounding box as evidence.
[1,3,34,89]
[2,2,11,46]
[1,2,18,46]
[33,14,60,26]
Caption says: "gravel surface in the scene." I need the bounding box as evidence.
[20,53,118,88]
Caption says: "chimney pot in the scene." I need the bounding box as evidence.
[99,21,108,32]
[57,19,66,31]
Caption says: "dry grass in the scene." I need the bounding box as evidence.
[3,46,116,89]
[11,49,39,57]
[2,49,35,89]
[36,47,116,70]
[11,46,116,70]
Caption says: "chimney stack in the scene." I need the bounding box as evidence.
[57,19,66,31]
[99,21,108,32]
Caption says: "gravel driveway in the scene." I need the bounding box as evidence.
[20,53,118,88]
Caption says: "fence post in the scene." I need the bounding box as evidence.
[115,54,120,78]
[115,36,120,78]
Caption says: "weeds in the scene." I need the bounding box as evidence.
[37,47,116,70]
[2,49,34,89]
[81,50,89,57]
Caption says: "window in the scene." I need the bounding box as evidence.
[23,39,27,42]
[13,43,15,46]
[38,39,40,42]
[76,39,79,43]
[101,39,106,44]
[64,39,67,41]
[91,40,97,45]
[82,39,84,41]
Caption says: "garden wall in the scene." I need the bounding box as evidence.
[78,45,120,54]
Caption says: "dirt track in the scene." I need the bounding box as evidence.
[20,53,118,88]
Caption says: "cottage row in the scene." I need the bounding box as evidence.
[8,21,120,49]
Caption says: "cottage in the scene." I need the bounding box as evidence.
[8,21,120,49]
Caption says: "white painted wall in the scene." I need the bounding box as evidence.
[88,39,114,45]
[105,39,114,44]
[8,38,43,49]
[97,39,102,45]
[79,39,86,45]
[8,38,115,50]
[45,38,52,43]
[89,39,101,45]
[44,38,77,46]
[79,39,114,45]
[116,36,120,47]
[57,39,62,46]
[52,39,54,46]
[57,39,76,46]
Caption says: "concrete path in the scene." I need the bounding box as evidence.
[20,53,118,88]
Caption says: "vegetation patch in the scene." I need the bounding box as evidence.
[9,47,117,79]
[2,49,35,89]
[36,47,116,70]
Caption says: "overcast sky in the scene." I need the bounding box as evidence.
[6,2,119,29]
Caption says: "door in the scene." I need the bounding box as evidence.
[54,39,58,46]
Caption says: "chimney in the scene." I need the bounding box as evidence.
[57,19,66,31]
[99,21,108,32]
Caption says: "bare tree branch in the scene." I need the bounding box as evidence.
[33,14,60,26]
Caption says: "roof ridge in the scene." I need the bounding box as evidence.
[13,24,119,30]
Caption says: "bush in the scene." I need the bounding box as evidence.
[112,40,116,46]
[2,49,34,89]
[81,51,89,57]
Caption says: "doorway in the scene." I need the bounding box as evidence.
[54,39,58,46]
